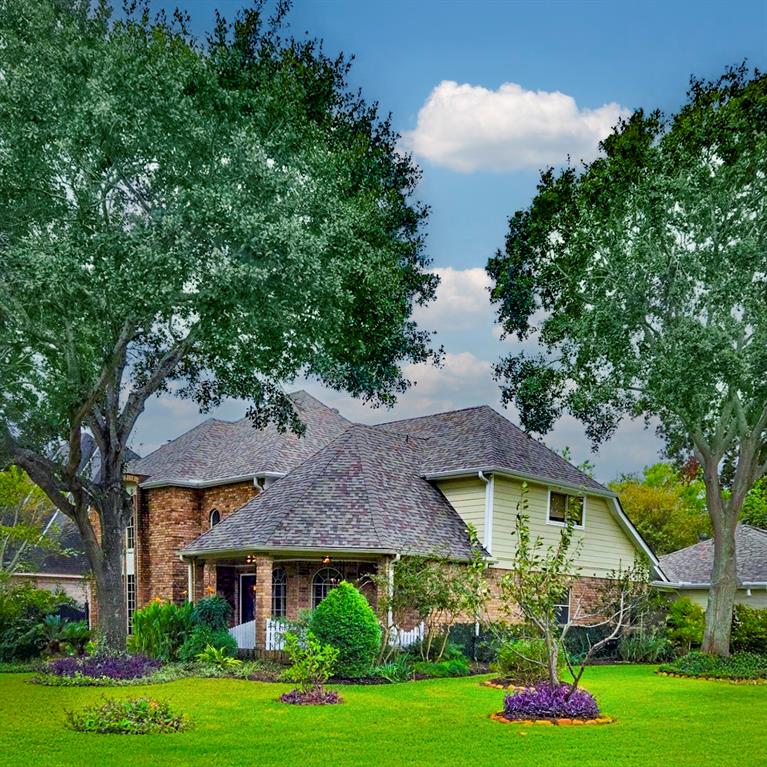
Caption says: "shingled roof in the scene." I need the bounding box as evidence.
[128,391,351,487]
[182,424,476,559]
[659,525,767,585]
[375,405,607,493]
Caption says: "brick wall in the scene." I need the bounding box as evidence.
[135,481,258,607]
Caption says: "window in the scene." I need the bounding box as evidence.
[125,511,135,550]
[312,567,341,608]
[126,573,136,633]
[209,509,221,528]
[548,491,584,527]
[272,567,287,618]
[554,590,570,626]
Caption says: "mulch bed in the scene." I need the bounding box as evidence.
[656,671,767,685]
[490,712,616,727]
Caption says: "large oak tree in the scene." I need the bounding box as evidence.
[487,66,766,656]
[0,1,439,646]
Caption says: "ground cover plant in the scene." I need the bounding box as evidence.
[42,655,161,682]
[1,665,765,766]
[501,683,601,721]
[66,697,189,735]
[659,651,767,680]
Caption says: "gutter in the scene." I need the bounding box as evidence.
[139,471,285,490]
[654,581,767,590]
[178,544,398,560]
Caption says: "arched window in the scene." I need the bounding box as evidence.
[272,568,287,618]
[209,509,221,528]
[312,567,341,609]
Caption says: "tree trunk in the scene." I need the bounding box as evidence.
[546,632,559,686]
[701,514,738,656]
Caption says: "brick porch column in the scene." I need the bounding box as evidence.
[254,556,273,652]
[202,561,217,597]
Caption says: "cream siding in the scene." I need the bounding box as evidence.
[675,588,767,611]
[491,476,639,577]
[437,477,486,545]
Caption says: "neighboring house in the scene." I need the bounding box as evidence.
[656,525,767,610]
[125,391,663,651]
[11,512,93,621]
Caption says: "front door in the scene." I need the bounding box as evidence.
[240,574,256,623]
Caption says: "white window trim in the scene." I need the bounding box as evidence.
[546,487,586,529]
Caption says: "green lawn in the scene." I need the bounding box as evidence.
[1,665,765,767]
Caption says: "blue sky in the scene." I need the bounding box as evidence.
[136,0,767,481]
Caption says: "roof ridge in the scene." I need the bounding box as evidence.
[374,404,492,429]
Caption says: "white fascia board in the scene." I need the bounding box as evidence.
[424,467,617,499]
[609,496,666,579]
[654,581,767,590]
[178,544,396,560]
[139,472,285,490]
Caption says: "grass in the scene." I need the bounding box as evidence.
[1,665,765,767]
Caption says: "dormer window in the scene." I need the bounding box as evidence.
[209,508,221,528]
[547,491,585,527]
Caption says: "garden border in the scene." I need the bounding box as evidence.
[490,712,616,727]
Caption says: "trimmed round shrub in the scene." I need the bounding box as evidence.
[178,625,237,662]
[192,595,232,632]
[66,697,189,734]
[308,581,381,678]
[503,683,600,720]
[496,638,563,685]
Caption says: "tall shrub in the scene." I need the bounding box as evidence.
[127,600,194,661]
[731,605,767,654]
[192,595,231,632]
[309,581,381,678]
[666,597,705,654]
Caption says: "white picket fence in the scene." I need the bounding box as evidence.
[229,618,423,652]
[390,622,425,649]
[265,618,287,651]
[228,619,256,650]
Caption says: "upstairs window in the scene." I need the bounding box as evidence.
[209,509,221,528]
[548,491,585,527]
[125,511,135,550]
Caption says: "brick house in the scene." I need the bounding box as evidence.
[124,391,664,650]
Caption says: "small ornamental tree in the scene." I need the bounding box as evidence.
[309,581,381,678]
[487,65,767,656]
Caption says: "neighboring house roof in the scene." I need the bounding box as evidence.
[128,391,351,487]
[659,525,767,586]
[182,424,477,559]
[21,512,90,577]
[375,405,608,494]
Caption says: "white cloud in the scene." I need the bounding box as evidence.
[413,267,495,332]
[404,80,629,173]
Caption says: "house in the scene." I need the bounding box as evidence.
[10,511,93,623]
[126,391,663,651]
[656,525,767,609]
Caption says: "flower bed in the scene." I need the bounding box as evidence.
[658,651,767,681]
[66,697,190,734]
[47,654,161,681]
[279,687,342,705]
[493,683,608,725]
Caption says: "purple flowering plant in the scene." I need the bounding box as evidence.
[503,683,600,720]
[48,654,161,680]
[279,687,342,705]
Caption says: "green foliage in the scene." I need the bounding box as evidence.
[496,638,563,685]
[666,598,705,653]
[195,645,242,671]
[282,631,339,693]
[371,656,412,683]
[128,601,194,662]
[178,626,237,663]
[731,604,767,654]
[0,583,74,660]
[60,621,92,656]
[0,467,62,577]
[742,479,767,530]
[66,697,190,734]
[617,631,674,663]
[410,658,471,678]
[309,581,381,678]
[660,651,767,680]
[191,596,231,632]
[609,463,710,555]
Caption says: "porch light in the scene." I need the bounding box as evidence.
[246,554,257,564]
[322,555,332,565]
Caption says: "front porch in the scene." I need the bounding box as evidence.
[185,554,384,653]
